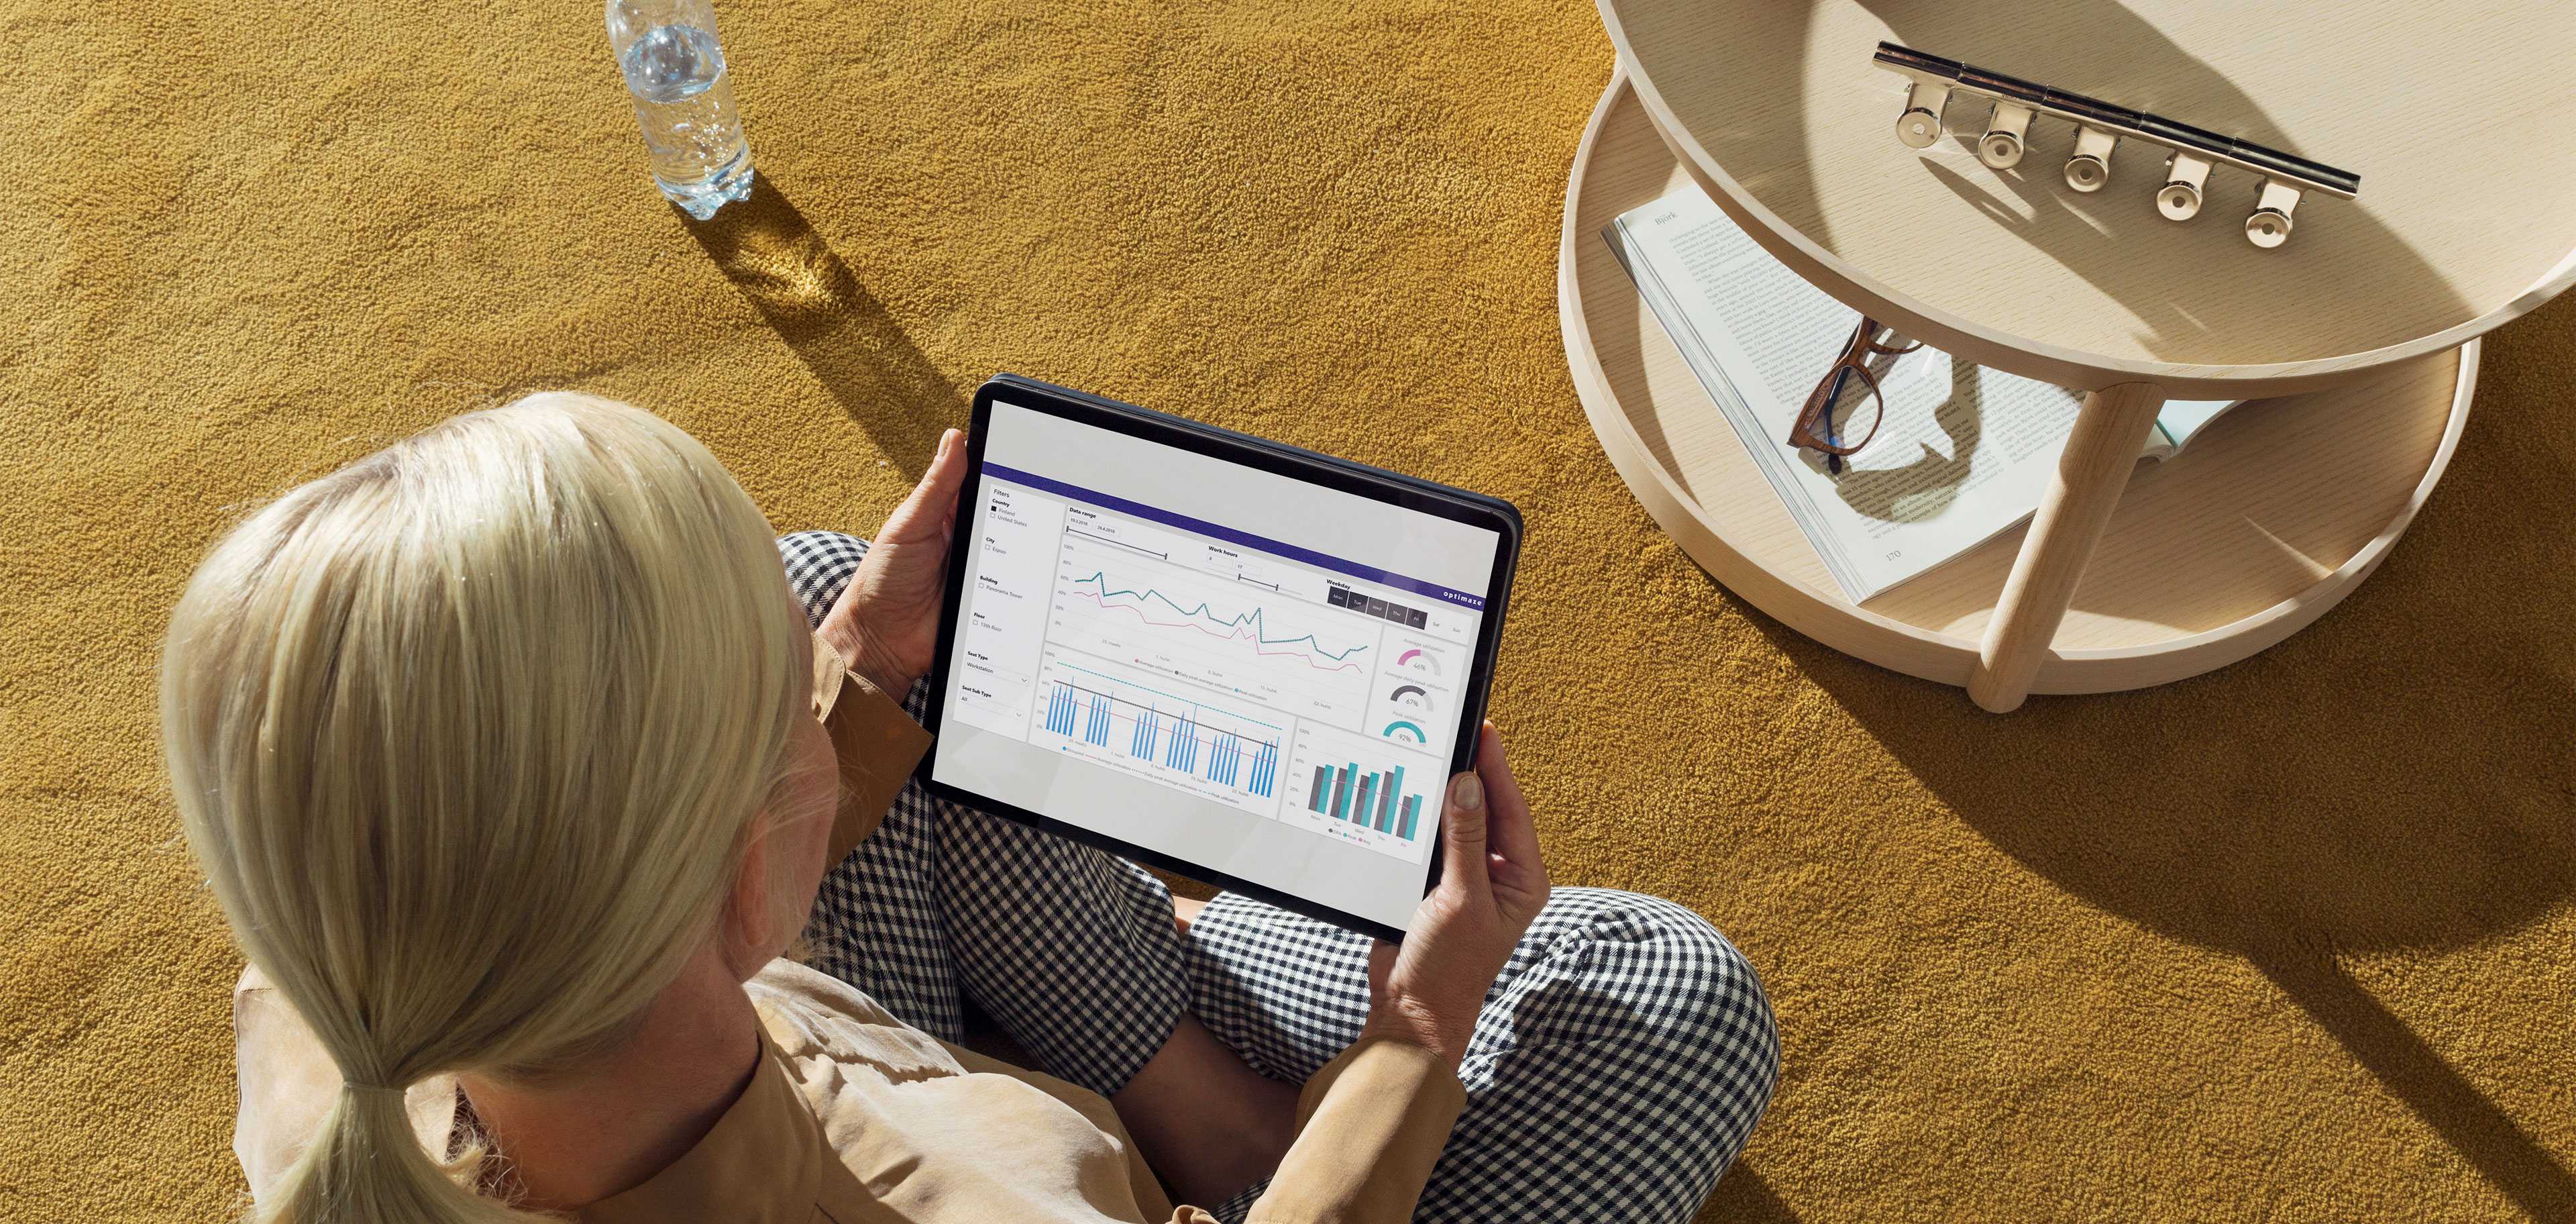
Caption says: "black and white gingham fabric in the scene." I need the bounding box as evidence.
[781,530,1779,1224]
[782,530,1190,1091]
[1186,890,1780,1223]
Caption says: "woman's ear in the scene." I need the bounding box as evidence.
[720,822,777,981]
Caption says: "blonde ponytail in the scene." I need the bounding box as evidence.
[264,1086,520,1224]
[162,393,810,1222]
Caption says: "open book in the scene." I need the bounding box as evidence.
[1605,185,2241,603]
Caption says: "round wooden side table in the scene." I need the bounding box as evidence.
[1562,1,2576,711]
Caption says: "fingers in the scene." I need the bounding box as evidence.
[1436,768,1491,902]
[1474,722,1541,875]
[881,429,967,544]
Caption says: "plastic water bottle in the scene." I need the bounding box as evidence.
[604,0,752,219]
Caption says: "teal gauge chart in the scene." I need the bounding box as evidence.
[1381,719,1428,745]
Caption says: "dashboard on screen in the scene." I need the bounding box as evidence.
[928,398,1505,933]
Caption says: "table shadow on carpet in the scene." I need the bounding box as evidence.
[1742,566,2576,1218]
[677,176,961,476]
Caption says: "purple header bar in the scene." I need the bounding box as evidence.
[983,462,1489,611]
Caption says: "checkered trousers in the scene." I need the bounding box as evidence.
[781,531,1778,1224]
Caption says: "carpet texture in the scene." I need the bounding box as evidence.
[5,1,2571,1220]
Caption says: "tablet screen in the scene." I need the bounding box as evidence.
[930,399,1503,933]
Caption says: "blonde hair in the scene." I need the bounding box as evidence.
[162,393,811,1223]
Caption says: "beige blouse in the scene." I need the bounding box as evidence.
[231,641,1465,1223]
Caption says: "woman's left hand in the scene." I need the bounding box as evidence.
[820,429,969,695]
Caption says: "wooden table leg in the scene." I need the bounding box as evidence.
[1966,381,2168,712]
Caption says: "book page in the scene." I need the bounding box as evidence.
[1607,185,2227,601]
[2153,399,2235,451]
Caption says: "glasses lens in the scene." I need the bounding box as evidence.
[1816,368,1882,453]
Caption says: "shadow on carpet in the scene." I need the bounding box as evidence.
[678,176,963,477]
[1762,559,2576,1220]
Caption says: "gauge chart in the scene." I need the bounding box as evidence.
[1374,648,1457,756]
[1393,644,1444,677]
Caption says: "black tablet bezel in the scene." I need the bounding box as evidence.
[914,374,1522,944]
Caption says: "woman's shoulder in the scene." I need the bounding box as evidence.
[747,959,969,1080]
[743,960,1134,1154]
[745,961,1173,1222]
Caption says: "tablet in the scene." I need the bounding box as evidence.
[919,375,1522,941]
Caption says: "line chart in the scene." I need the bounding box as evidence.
[1048,531,1379,725]
[1069,570,1368,673]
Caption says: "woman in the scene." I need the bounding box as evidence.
[166,394,1776,1224]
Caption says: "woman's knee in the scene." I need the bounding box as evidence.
[1540,889,1780,1101]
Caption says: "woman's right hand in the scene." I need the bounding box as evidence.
[819,429,968,696]
[1360,722,1550,1072]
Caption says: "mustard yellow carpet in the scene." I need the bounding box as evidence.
[5,1,2572,1220]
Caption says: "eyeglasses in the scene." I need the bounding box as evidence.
[1788,317,1922,474]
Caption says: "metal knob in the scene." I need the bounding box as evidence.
[2245,208,2292,247]
[1895,81,1951,149]
[2158,152,2212,221]
[2063,125,2118,193]
[1978,102,2033,169]
[1898,109,1941,148]
[2245,178,2304,248]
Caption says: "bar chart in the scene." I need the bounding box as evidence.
[1305,761,1426,840]
[1281,721,1440,861]
[1032,653,1285,813]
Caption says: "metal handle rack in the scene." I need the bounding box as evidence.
[1874,42,2359,247]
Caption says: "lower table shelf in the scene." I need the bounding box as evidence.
[1559,73,2474,695]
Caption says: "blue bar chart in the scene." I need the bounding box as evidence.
[1040,684,1121,750]
[1032,656,1283,811]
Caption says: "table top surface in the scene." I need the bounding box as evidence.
[1601,0,2576,389]
[1562,73,2469,674]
